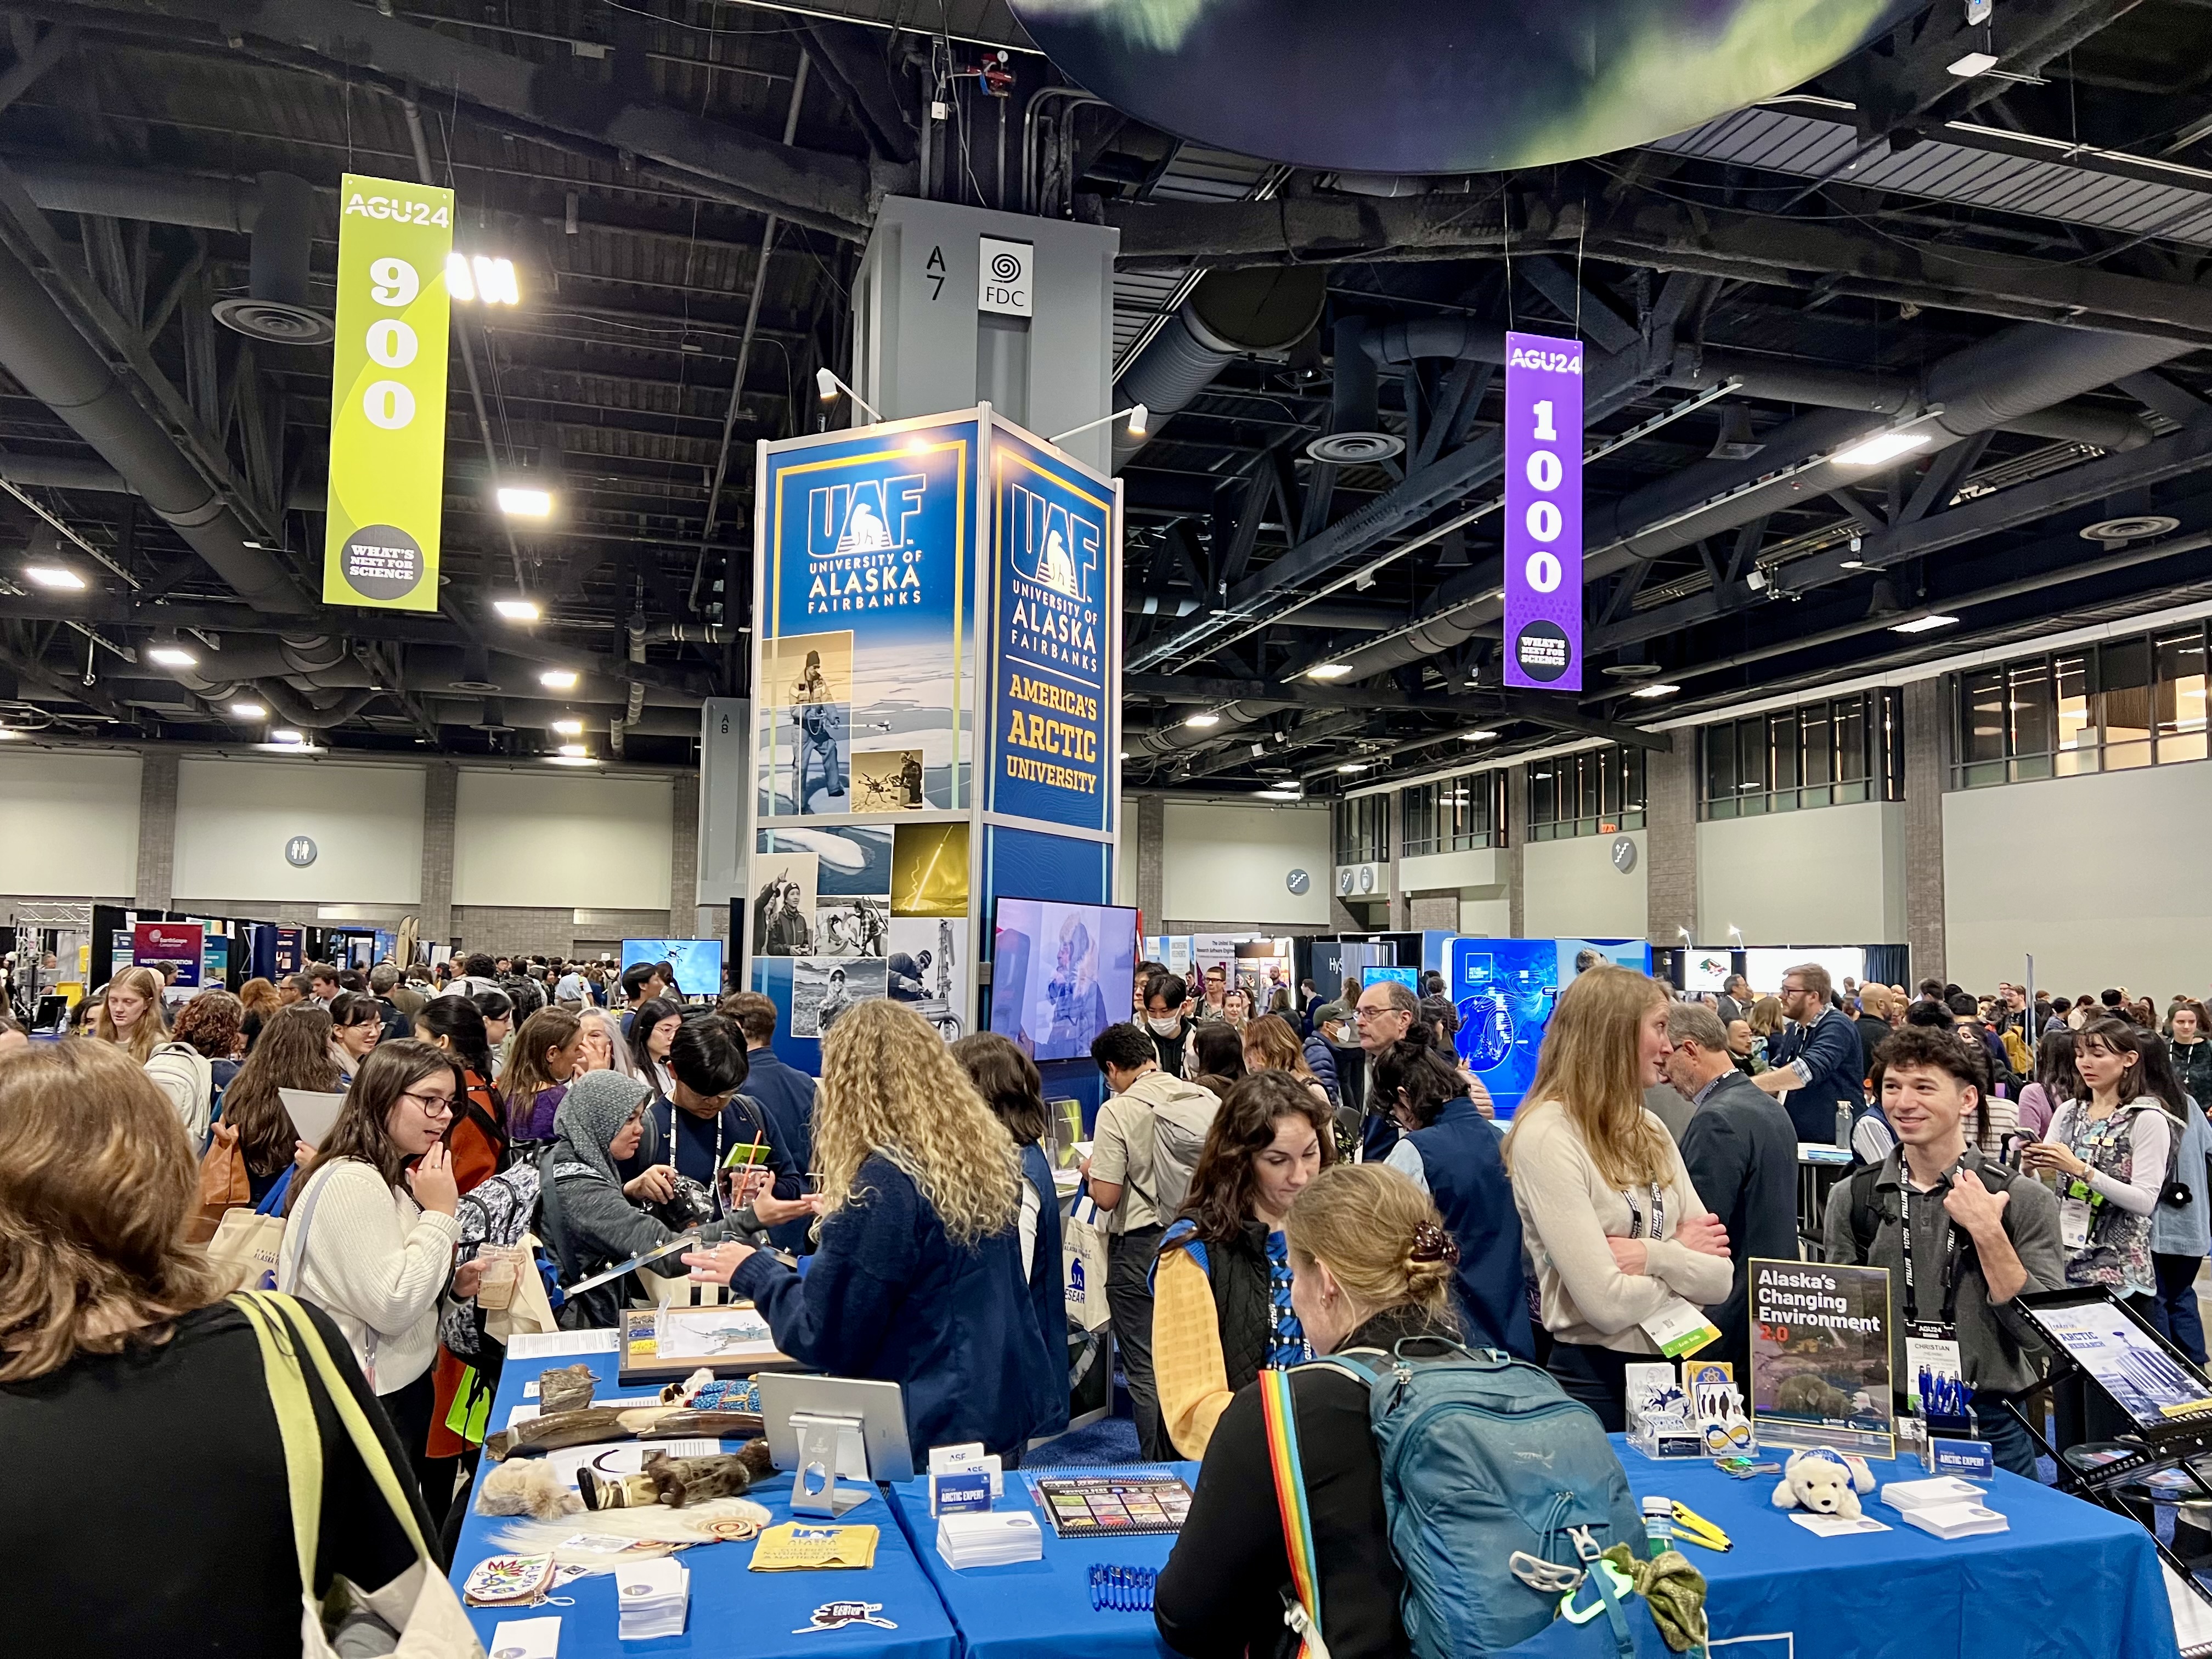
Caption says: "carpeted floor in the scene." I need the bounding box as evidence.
[1029,1414,1142,1467]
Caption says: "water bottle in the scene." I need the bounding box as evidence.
[1641,1496,1675,1559]
[1835,1101,1853,1150]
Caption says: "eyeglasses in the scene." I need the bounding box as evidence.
[1353,1005,1404,1023]
[400,1089,455,1116]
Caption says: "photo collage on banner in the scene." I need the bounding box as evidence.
[755,420,977,820]
[752,821,970,1043]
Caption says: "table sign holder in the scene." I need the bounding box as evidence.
[791,1410,872,1517]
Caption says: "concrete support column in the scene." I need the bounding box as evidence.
[419,761,456,945]
[1135,793,1165,926]
[134,751,177,911]
[1903,678,1948,985]
[670,770,700,936]
[1644,732,1696,947]
[1385,788,1410,931]
[1506,764,1527,936]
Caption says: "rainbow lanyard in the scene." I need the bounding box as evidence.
[1258,1367,1325,1656]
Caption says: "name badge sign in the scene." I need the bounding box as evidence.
[1502,331,1583,690]
[323,175,454,610]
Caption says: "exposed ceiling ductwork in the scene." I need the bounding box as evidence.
[1112,266,1326,469]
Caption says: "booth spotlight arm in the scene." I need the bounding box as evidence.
[1049,404,1148,444]
[815,366,883,424]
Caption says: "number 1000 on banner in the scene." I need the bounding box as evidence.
[1502,330,1583,690]
[323,174,454,611]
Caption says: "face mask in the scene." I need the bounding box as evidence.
[1147,1014,1181,1036]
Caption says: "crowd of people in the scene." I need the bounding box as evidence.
[6,935,2210,1656]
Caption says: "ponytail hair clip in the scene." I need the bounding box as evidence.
[1409,1221,1460,1266]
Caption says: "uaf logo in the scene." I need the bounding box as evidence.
[1006,483,1101,603]
[806,473,926,559]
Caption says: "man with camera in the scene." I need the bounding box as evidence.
[619,1013,817,1234]
[1822,1025,2064,1477]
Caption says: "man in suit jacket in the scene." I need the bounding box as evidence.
[1714,974,1751,1026]
[1667,1000,1801,1371]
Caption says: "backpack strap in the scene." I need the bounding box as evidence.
[1846,1164,1884,1257]
[1257,1367,1334,1659]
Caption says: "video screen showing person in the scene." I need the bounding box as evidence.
[989,898,1137,1062]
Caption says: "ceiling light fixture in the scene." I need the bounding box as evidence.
[147,645,197,668]
[448,253,520,305]
[22,564,84,590]
[229,701,268,720]
[1891,613,1961,634]
[1256,787,1302,800]
[813,367,883,422]
[492,597,541,623]
[1462,729,1499,741]
[539,668,579,690]
[497,486,554,518]
[1839,558,1867,570]
[1834,432,1933,467]
[1628,682,1683,699]
[268,728,306,744]
[1336,762,1368,773]
[546,753,601,767]
[558,742,588,758]
[1306,663,1354,681]
[1947,50,2000,76]
[1183,711,1221,729]
[551,717,584,736]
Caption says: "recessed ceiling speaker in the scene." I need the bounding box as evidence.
[213,171,335,346]
[1011,0,1928,172]
[1604,662,1666,679]
[2079,515,2180,544]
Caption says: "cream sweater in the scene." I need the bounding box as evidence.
[1509,1099,1734,1353]
[276,1158,460,1394]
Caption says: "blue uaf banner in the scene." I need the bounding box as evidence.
[755,415,979,817]
[988,426,1115,833]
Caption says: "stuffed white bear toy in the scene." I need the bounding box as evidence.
[1770,1447,1876,1519]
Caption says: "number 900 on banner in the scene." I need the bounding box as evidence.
[321,176,454,611]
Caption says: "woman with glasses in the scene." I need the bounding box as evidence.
[327,990,383,1087]
[278,1039,486,1499]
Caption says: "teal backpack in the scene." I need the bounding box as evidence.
[1308,1338,1646,1659]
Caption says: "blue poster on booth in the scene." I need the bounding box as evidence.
[1452,938,1656,1118]
[757,417,979,819]
[986,427,1113,833]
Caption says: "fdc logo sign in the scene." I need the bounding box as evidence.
[978,236,1032,318]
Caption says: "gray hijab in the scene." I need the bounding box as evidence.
[550,1069,652,1184]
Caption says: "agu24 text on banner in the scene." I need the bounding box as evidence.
[1502,330,1583,691]
[322,174,454,611]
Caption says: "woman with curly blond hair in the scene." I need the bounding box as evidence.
[685,998,1063,1459]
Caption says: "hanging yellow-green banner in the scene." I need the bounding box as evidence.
[323,173,454,610]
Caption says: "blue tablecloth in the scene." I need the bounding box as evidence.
[1615,1438,2179,1659]
[884,1464,1192,1659]
[451,1346,957,1659]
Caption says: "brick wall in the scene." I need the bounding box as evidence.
[1408,894,1458,930]
[1136,793,1165,923]
[1506,765,1527,936]
[450,906,578,960]
[669,771,699,936]
[420,761,456,944]
[1903,678,1946,986]
[1643,732,1696,946]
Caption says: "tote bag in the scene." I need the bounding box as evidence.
[232,1291,484,1659]
[1063,1191,1113,1333]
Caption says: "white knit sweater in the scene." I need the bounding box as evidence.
[276,1158,460,1394]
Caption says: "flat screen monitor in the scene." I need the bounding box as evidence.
[1361,965,1420,993]
[1556,938,1654,982]
[990,896,1138,1063]
[1683,950,1734,993]
[622,938,726,1000]
[1745,946,1866,998]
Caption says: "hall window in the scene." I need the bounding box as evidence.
[1699,690,1903,817]
[1333,794,1389,864]
[1400,770,1508,856]
[1527,746,1645,841]
[1948,622,2212,788]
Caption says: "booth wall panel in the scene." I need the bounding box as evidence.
[1159,803,1330,928]
[1945,763,2212,994]
[452,771,673,910]
[1696,800,1905,948]
[173,759,424,905]
[0,750,142,898]
[1522,830,1647,940]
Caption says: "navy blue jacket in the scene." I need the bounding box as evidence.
[742,1046,819,1251]
[730,1154,1061,1459]
[1765,1006,1867,1144]
[1404,1097,1533,1359]
[1302,1035,1341,1107]
[1021,1142,1071,1437]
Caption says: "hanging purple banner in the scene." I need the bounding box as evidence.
[1502,330,1583,690]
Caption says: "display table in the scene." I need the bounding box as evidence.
[450,1345,958,1659]
[884,1464,1194,1659]
[1616,1438,2180,1659]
